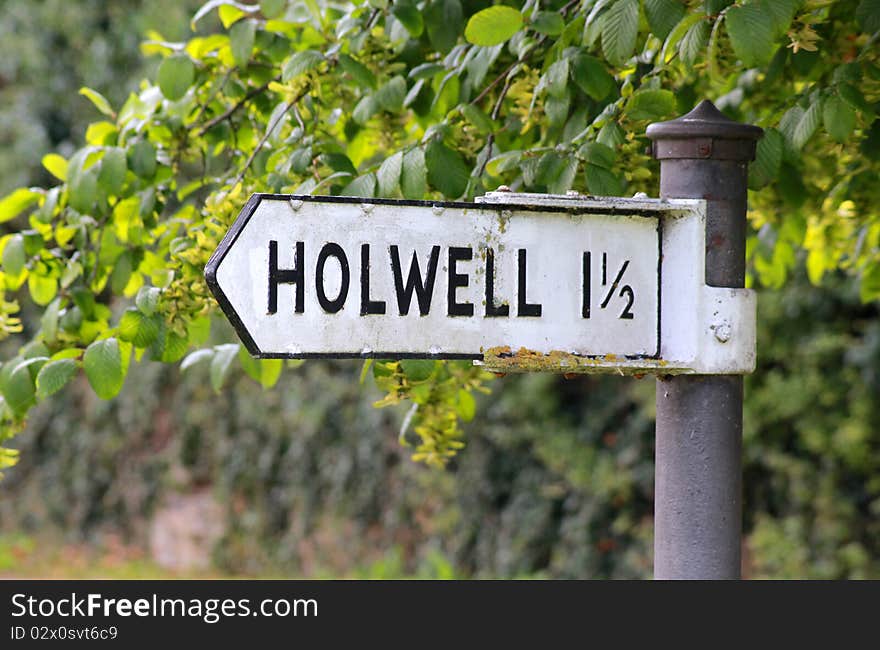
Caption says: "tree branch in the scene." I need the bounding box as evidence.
[192,67,232,127]
[230,84,310,188]
[196,75,280,136]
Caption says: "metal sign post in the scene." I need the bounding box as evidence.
[205,99,762,580]
[647,101,763,579]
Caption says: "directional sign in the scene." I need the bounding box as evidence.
[206,192,756,374]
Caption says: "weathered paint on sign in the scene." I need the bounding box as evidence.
[206,194,661,360]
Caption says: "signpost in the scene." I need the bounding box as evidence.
[205,100,762,579]
[206,192,753,375]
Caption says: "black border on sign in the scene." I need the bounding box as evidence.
[204,194,664,360]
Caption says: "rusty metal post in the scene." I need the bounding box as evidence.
[647,101,762,579]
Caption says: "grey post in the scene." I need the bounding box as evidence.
[646,101,762,579]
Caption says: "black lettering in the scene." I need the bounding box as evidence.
[447,246,474,317]
[315,243,350,313]
[484,247,509,317]
[360,244,386,315]
[619,285,635,319]
[601,260,629,309]
[517,248,542,317]
[390,245,440,315]
[582,251,591,319]
[268,240,304,314]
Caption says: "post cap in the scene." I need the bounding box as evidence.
[646,100,763,161]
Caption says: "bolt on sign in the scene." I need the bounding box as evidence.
[206,192,756,375]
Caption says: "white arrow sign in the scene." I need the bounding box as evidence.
[206,192,756,374]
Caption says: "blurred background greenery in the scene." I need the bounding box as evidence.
[0,0,877,579]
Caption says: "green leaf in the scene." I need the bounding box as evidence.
[42,153,68,182]
[760,0,800,37]
[188,317,211,346]
[28,273,57,306]
[520,156,543,187]
[426,139,469,198]
[426,0,464,53]
[860,263,880,303]
[158,54,196,101]
[838,83,876,120]
[456,389,476,421]
[579,141,617,169]
[705,0,733,12]
[0,188,39,224]
[238,346,283,388]
[321,153,357,175]
[83,337,126,400]
[531,11,564,36]
[98,147,127,196]
[376,76,407,113]
[35,187,57,224]
[585,164,623,196]
[41,298,61,343]
[35,358,78,400]
[461,103,495,134]
[261,0,286,19]
[661,12,704,63]
[230,19,256,67]
[359,359,373,384]
[485,150,522,176]
[856,0,880,34]
[377,151,403,197]
[626,89,675,121]
[181,348,213,373]
[601,0,639,66]
[679,19,709,67]
[400,148,427,199]
[69,168,98,214]
[352,94,379,125]
[338,54,376,89]
[544,59,570,98]
[570,54,615,101]
[792,100,822,150]
[644,0,686,40]
[210,343,239,393]
[823,95,856,143]
[725,4,776,67]
[135,287,161,316]
[2,362,36,417]
[392,0,425,37]
[2,234,26,278]
[409,63,445,81]
[749,127,783,189]
[401,359,434,382]
[777,162,806,208]
[79,87,114,116]
[22,341,50,363]
[340,173,377,198]
[544,92,570,126]
[260,359,283,388]
[118,308,160,348]
[547,156,578,195]
[464,5,521,46]
[191,0,260,29]
[128,140,157,179]
[282,49,323,81]
[48,349,81,363]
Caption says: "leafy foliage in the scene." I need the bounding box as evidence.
[0,0,878,473]
[4,271,877,578]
